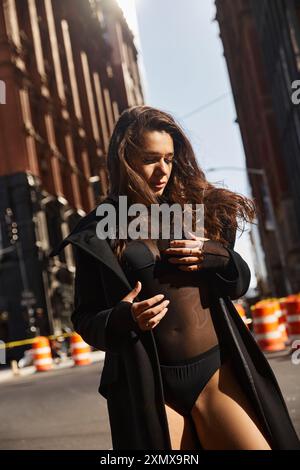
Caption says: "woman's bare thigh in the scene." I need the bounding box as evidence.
[190,360,272,450]
[164,403,200,450]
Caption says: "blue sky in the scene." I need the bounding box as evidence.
[116,0,257,288]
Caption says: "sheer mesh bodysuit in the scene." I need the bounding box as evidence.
[120,238,220,364]
[115,236,232,417]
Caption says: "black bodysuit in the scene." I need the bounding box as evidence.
[117,236,232,416]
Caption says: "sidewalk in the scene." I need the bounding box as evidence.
[0,347,294,384]
[0,350,105,384]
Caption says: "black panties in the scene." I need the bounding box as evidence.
[160,344,226,416]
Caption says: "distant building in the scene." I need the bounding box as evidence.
[215,0,300,296]
[0,0,144,351]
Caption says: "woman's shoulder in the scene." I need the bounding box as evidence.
[50,197,115,257]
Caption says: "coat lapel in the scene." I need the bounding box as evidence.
[50,195,133,292]
[66,227,133,292]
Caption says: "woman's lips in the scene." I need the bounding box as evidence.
[152,181,166,188]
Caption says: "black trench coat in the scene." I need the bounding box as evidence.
[50,197,300,450]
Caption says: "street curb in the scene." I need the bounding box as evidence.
[264,347,292,359]
[0,350,105,384]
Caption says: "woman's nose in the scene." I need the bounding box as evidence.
[157,159,169,175]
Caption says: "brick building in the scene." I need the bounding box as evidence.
[215,0,300,296]
[0,0,144,352]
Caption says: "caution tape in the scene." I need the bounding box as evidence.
[0,332,74,350]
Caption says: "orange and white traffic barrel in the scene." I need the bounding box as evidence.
[70,333,91,366]
[33,336,53,372]
[278,297,289,344]
[281,295,300,342]
[234,303,250,329]
[251,300,286,351]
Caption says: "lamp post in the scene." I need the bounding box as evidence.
[206,166,292,295]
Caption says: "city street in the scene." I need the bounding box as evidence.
[1,0,300,457]
[0,352,299,450]
[265,350,300,437]
[0,361,112,450]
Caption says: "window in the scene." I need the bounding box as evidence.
[61,20,82,120]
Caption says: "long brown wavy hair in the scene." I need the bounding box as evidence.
[105,105,256,261]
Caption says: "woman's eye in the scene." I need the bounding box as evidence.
[143,158,173,164]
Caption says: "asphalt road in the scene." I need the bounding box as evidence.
[264,350,300,437]
[0,352,299,450]
[0,362,112,450]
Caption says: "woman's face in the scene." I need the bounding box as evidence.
[130,130,174,195]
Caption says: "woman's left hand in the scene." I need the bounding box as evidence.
[162,232,210,272]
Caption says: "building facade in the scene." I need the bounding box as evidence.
[0,0,144,354]
[215,0,300,296]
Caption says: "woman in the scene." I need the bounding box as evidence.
[51,106,300,450]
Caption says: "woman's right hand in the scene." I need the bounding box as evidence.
[122,281,169,331]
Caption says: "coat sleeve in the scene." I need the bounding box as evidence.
[71,246,140,353]
[211,225,251,300]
